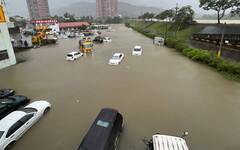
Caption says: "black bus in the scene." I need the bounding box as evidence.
[78,108,123,150]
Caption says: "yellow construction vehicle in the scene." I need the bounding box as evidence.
[79,36,93,53]
[32,28,57,45]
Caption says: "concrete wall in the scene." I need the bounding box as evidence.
[0,23,16,69]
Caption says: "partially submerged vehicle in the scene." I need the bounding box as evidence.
[79,37,93,53]
[132,46,142,56]
[78,108,123,150]
[143,133,189,150]
[103,37,112,42]
[153,37,164,46]
[0,89,15,99]
[93,37,104,43]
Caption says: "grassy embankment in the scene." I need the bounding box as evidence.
[126,21,240,82]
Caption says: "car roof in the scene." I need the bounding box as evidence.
[113,53,123,57]
[81,108,119,150]
[152,134,189,150]
[0,111,26,131]
[24,100,49,110]
[134,46,141,49]
[68,51,79,55]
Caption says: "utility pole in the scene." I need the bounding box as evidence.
[218,22,226,58]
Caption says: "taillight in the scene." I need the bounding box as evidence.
[27,98,30,100]
[72,57,74,59]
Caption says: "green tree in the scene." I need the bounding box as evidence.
[63,12,71,18]
[105,17,123,23]
[156,9,174,20]
[80,24,87,30]
[147,13,155,19]
[9,17,27,28]
[173,5,194,30]
[199,0,239,24]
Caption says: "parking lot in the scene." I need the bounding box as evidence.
[1,24,240,150]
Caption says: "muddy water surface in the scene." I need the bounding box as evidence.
[1,24,240,150]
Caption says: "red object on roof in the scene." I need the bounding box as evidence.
[59,22,90,28]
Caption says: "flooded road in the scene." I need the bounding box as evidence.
[1,24,240,150]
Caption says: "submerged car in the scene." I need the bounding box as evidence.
[103,37,112,42]
[0,95,30,119]
[95,36,105,40]
[0,89,15,99]
[108,53,124,65]
[66,52,83,61]
[143,133,189,150]
[78,108,123,150]
[0,101,51,150]
[93,37,103,43]
[132,46,142,56]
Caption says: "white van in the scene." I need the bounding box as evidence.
[153,37,164,46]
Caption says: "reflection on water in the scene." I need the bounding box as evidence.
[1,24,240,150]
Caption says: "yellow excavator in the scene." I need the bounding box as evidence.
[79,36,93,53]
[32,28,57,45]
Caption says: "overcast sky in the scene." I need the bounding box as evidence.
[5,0,215,17]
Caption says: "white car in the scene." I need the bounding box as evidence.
[103,37,112,42]
[108,53,124,65]
[0,101,51,150]
[66,51,83,61]
[132,46,142,56]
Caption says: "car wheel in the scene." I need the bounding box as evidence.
[74,58,76,60]
[5,141,15,150]
[44,107,50,114]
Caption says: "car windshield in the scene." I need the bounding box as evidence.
[67,54,73,57]
[22,108,38,113]
[112,56,119,60]
[134,49,141,51]
[97,120,109,128]
[84,44,92,48]
[0,131,4,139]
[0,99,12,104]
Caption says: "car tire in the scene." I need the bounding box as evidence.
[44,107,50,114]
[5,141,15,150]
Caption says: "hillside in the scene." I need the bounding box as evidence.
[50,2,163,17]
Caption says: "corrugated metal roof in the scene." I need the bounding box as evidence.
[59,22,90,28]
[198,26,240,35]
[153,134,189,150]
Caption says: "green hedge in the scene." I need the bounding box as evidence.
[165,38,189,52]
[182,48,240,81]
[132,26,157,39]
[125,22,131,28]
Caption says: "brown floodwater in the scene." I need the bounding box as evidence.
[1,24,240,150]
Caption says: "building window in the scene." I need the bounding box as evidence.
[0,50,9,61]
